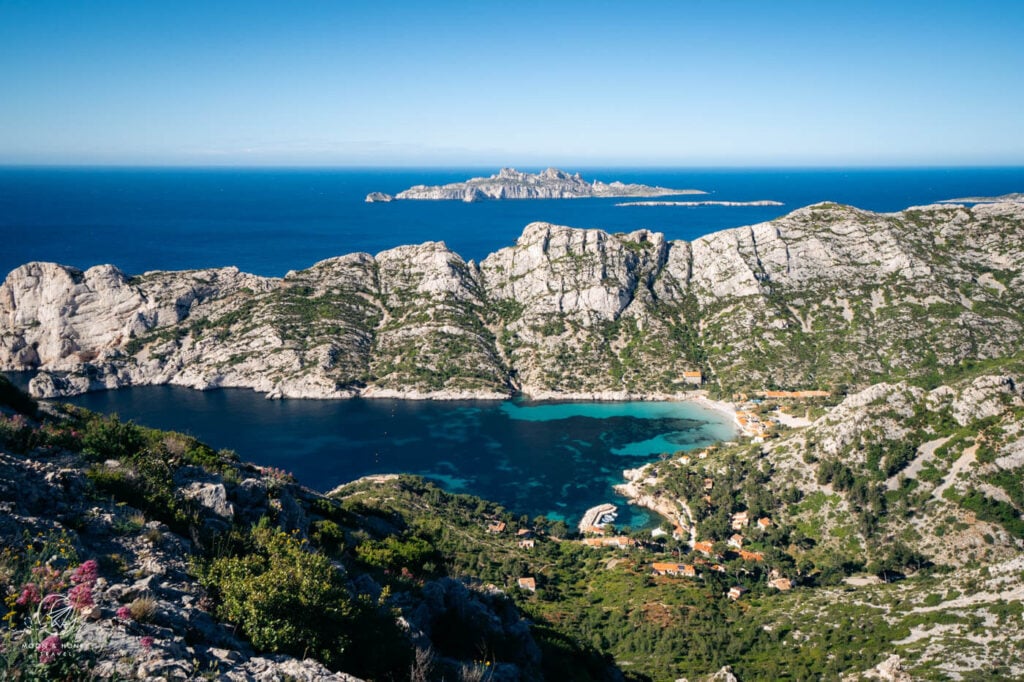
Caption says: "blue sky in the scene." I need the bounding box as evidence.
[1,1,1022,166]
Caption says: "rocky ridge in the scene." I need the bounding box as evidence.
[2,199,1024,400]
[365,167,703,202]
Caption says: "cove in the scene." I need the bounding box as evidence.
[54,385,735,528]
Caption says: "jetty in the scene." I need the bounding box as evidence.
[578,503,618,534]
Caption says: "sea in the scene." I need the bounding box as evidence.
[3,166,1023,525]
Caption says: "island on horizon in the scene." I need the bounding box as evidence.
[365,167,705,203]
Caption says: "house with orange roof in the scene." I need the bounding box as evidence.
[768,577,793,591]
[487,521,506,534]
[682,370,703,386]
[651,563,697,578]
[517,577,536,592]
[738,550,764,562]
[728,534,744,549]
[652,562,681,576]
[731,511,749,530]
[693,541,714,556]
[727,586,748,600]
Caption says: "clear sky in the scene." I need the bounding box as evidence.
[1,0,1022,166]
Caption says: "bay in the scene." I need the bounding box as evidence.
[55,384,735,528]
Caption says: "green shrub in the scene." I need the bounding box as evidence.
[200,520,355,668]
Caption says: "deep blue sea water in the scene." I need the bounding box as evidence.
[2,166,1022,277]
[3,166,1022,524]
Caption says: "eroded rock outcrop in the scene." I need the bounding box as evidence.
[2,200,1024,399]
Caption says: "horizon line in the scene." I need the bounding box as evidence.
[3,162,1024,171]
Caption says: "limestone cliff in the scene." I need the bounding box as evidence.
[2,200,1023,399]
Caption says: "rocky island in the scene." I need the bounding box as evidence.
[364,167,705,202]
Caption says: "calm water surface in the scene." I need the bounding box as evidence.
[54,385,735,527]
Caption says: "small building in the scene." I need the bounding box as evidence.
[516,528,534,538]
[518,539,535,549]
[757,517,772,531]
[768,577,793,591]
[487,521,507,534]
[652,563,697,578]
[652,562,682,576]
[703,478,714,491]
[739,550,764,562]
[517,577,536,592]
[731,511,750,530]
[693,541,714,556]
[683,371,703,386]
[710,564,727,573]
[727,586,748,601]
[728,534,744,549]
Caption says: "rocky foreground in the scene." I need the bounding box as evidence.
[2,199,1022,401]
[365,167,703,202]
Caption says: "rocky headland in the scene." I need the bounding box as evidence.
[2,199,1023,401]
[364,167,704,202]
[615,200,784,207]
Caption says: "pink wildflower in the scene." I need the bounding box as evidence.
[15,583,41,607]
[41,593,63,610]
[68,584,93,611]
[116,605,132,620]
[36,635,62,664]
[140,636,154,650]
[70,559,99,586]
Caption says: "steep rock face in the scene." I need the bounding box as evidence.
[480,223,700,396]
[368,242,507,396]
[0,263,148,368]
[2,200,1024,399]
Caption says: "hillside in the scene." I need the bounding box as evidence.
[3,367,1024,680]
[2,200,1023,401]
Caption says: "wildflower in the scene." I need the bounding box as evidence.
[15,583,41,607]
[140,635,154,650]
[41,593,63,610]
[68,584,94,611]
[70,559,99,586]
[37,635,62,664]
[116,605,132,620]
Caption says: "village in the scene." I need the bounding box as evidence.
[478,386,832,602]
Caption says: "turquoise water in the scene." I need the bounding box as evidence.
[55,385,735,527]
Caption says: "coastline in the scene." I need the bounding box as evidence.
[17,367,742,430]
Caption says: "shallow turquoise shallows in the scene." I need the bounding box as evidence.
[60,386,735,528]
